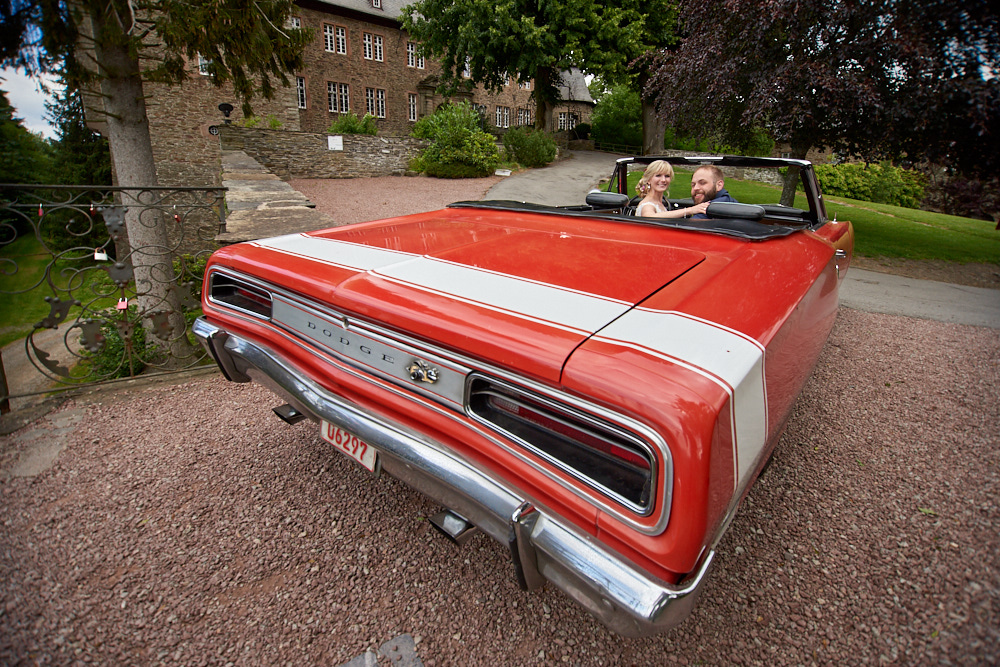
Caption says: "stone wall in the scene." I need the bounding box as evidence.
[218,126,427,179]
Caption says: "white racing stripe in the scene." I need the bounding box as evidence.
[254,235,631,334]
[252,234,417,270]
[375,257,630,334]
[252,235,768,484]
[594,310,768,488]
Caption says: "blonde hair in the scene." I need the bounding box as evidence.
[636,160,675,196]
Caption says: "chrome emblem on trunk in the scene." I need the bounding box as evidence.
[407,359,440,384]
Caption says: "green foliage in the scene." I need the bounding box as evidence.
[401,0,655,125]
[0,89,53,184]
[243,114,283,130]
[412,102,499,178]
[813,162,926,209]
[326,112,379,135]
[81,307,158,379]
[502,127,557,168]
[46,80,111,186]
[570,122,590,141]
[589,86,642,147]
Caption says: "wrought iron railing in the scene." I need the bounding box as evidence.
[0,184,227,412]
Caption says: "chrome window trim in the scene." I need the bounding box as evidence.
[207,272,274,321]
[204,267,674,535]
[465,373,661,517]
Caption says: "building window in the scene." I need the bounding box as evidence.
[372,0,381,7]
[568,113,578,130]
[324,25,348,54]
[517,108,534,126]
[197,54,211,76]
[408,93,417,122]
[407,42,424,69]
[519,80,531,90]
[336,26,347,54]
[366,87,386,118]
[296,77,307,109]
[462,58,471,78]
[289,17,301,29]
[495,106,510,128]
[558,112,567,130]
[363,33,383,61]
[328,82,350,113]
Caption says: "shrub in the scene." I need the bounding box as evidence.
[411,102,499,178]
[813,162,926,208]
[327,112,379,135]
[589,86,642,148]
[570,122,591,141]
[502,126,557,168]
[81,307,159,379]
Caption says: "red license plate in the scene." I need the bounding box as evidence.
[321,421,378,472]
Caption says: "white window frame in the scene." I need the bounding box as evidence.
[335,26,347,54]
[289,17,301,29]
[296,77,307,109]
[407,42,424,69]
[495,106,510,129]
[363,33,372,60]
[324,25,335,52]
[372,0,381,7]
[558,112,567,130]
[366,88,386,118]
[408,93,417,122]
[372,34,383,62]
[338,83,350,113]
[197,54,211,76]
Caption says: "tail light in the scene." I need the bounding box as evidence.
[467,377,654,512]
[209,274,273,319]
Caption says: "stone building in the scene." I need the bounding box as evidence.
[96,0,595,188]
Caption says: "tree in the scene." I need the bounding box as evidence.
[0,89,53,184]
[401,0,648,132]
[1,0,310,363]
[588,84,642,150]
[646,0,1000,204]
[46,75,111,186]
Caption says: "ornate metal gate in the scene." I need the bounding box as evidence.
[0,184,227,412]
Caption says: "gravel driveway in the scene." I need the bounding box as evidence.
[2,171,998,666]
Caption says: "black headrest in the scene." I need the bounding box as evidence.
[706,202,765,221]
[586,191,631,210]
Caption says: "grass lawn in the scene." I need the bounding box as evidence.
[0,235,115,348]
[626,169,1000,265]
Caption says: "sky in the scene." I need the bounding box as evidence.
[1,67,61,140]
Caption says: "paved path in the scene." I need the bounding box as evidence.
[490,151,1000,329]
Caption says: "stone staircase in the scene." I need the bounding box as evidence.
[217,150,337,244]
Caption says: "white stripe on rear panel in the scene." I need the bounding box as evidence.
[374,257,630,334]
[594,310,767,487]
[253,235,416,270]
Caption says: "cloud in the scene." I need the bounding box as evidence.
[1,67,62,140]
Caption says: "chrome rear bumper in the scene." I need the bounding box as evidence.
[193,316,713,637]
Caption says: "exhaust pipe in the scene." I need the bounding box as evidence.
[429,510,479,545]
[273,403,308,425]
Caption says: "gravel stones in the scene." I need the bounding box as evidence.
[2,308,997,665]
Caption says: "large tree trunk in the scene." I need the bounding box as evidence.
[533,66,556,132]
[639,72,664,155]
[92,13,196,366]
[641,98,664,155]
[780,142,811,206]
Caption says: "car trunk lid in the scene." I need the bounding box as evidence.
[225,211,706,382]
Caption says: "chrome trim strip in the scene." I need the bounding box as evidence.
[193,316,712,637]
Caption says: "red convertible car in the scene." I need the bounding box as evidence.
[194,155,853,636]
